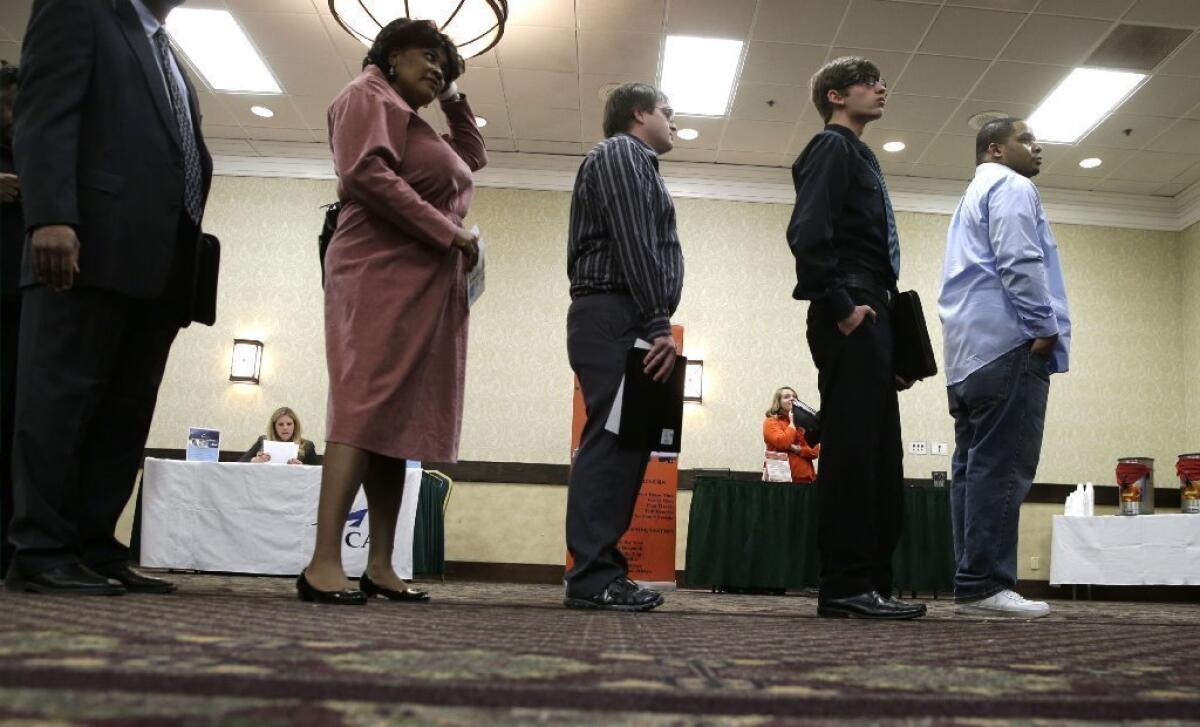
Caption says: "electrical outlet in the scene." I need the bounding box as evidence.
[1030,556,1040,571]
[932,442,949,456]
[908,441,928,455]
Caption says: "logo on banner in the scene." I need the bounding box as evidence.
[344,508,369,548]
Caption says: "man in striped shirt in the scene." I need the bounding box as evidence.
[563,82,683,612]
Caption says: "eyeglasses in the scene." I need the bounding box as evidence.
[859,77,887,90]
[657,105,675,121]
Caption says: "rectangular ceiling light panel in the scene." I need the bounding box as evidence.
[165,8,282,94]
[659,35,744,116]
[1026,67,1145,144]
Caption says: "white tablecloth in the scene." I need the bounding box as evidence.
[140,458,421,577]
[1050,514,1200,585]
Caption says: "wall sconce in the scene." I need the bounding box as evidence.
[684,359,704,403]
[230,339,263,384]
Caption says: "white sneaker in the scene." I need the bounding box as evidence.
[955,589,1050,618]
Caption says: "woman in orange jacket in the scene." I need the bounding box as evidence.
[763,387,820,483]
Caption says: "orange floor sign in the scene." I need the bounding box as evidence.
[567,326,682,586]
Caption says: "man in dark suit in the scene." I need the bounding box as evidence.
[1,63,22,578]
[6,0,213,595]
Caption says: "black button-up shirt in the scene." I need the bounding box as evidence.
[786,124,895,321]
[567,133,684,341]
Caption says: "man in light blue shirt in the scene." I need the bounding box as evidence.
[938,117,1070,619]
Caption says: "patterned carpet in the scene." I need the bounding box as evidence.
[0,574,1197,725]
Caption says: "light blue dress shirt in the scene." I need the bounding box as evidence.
[939,162,1071,386]
[130,0,194,130]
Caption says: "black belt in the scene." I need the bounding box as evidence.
[842,273,896,306]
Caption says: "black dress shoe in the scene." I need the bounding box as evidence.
[564,576,664,612]
[882,595,927,615]
[296,571,368,605]
[91,563,177,594]
[359,572,430,602]
[818,590,925,620]
[5,563,125,596]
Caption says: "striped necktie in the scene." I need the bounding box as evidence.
[858,143,901,281]
[153,28,203,225]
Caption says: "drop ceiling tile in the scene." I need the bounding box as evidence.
[893,55,990,97]
[245,128,319,143]
[861,129,936,163]
[195,92,239,127]
[1033,141,1071,170]
[721,119,797,152]
[1034,0,1134,18]
[507,0,578,28]
[203,126,251,143]
[944,99,1035,135]
[908,162,974,181]
[485,137,517,152]
[1123,0,1200,28]
[1034,173,1101,191]
[916,133,976,166]
[457,67,507,106]
[235,12,333,60]
[1043,145,1135,176]
[0,41,19,65]
[664,148,719,164]
[1153,181,1186,196]
[495,24,577,72]
[730,83,807,123]
[715,150,787,167]
[224,95,306,128]
[1081,112,1174,147]
[1124,75,1200,117]
[919,7,1025,60]
[872,94,963,133]
[1158,34,1200,77]
[502,69,580,110]
[1173,160,1200,185]
[945,0,1037,10]
[318,13,371,62]
[1108,150,1199,181]
[1094,179,1165,194]
[508,106,582,142]
[1146,118,1200,152]
[969,62,1070,104]
[468,103,512,138]
[741,42,830,86]
[879,160,913,176]
[670,116,730,151]
[834,0,939,52]
[751,0,851,45]
[268,52,352,97]
[290,94,333,130]
[226,0,316,13]
[1002,15,1113,65]
[516,140,583,155]
[578,31,662,76]
[665,0,756,38]
[0,3,30,40]
[467,50,498,69]
[828,48,913,84]
[575,0,662,31]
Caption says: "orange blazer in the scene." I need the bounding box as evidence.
[763,415,820,483]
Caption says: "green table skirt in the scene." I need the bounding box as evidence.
[685,478,954,593]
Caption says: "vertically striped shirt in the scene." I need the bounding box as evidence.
[567,134,684,340]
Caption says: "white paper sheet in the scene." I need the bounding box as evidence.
[262,440,299,465]
[467,225,486,307]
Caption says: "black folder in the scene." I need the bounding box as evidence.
[616,349,687,453]
[190,232,220,326]
[792,400,821,444]
[892,289,937,383]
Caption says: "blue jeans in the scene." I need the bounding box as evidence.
[947,344,1050,602]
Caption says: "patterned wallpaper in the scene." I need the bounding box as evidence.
[1184,220,1200,451]
[148,176,1194,485]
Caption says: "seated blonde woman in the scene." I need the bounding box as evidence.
[763,386,820,483]
[240,407,318,465]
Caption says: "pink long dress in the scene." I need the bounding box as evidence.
[324,65,486,462]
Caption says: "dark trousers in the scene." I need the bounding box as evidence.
[806,291,904,600]
[564,294,652,597]
[6,285,181,579]
[948,344,1049,602]
[1,293,20,576]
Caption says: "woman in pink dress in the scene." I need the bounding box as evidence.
[299,19,486,605]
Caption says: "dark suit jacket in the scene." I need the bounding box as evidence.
[239,436,319,465]
[0,143,22,296]
[14,0,213,299]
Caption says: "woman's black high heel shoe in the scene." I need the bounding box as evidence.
[296,571,368,605]
[359,572,431,602]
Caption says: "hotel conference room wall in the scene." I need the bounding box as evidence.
[147,176,1196,484]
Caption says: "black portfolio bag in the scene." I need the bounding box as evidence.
[190,232,220,326]
[892,289,938,383]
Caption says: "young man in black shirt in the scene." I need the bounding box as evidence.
[786,57,924,620]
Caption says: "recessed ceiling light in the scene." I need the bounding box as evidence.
[677,128,699,141]
[882,141,906,152]
[250,105,274,118]
[1078,157,1102,169]
[1026,67,1145,143]
[474,116,488,128]
[659,35,745,116]
[165,8,282,94]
